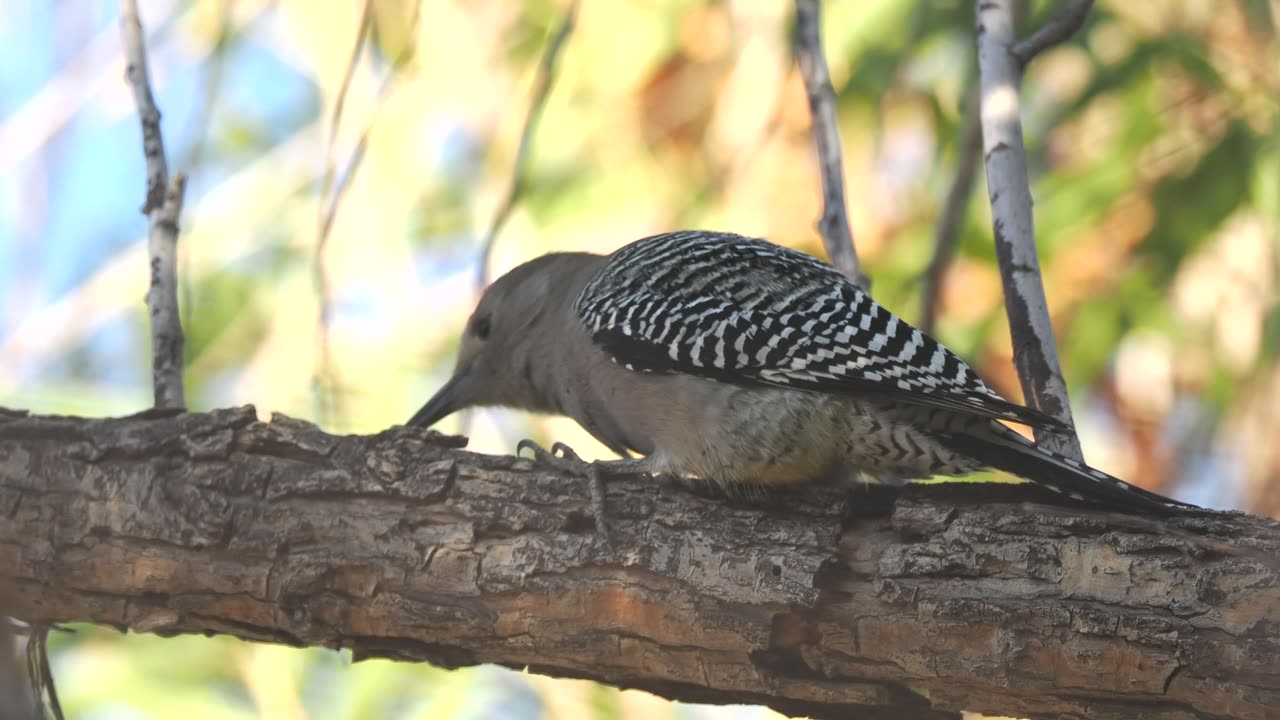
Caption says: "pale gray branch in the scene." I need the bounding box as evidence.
[975,0,1081,458]
[120,0,186,408]
[118,5,191,709]
[149,172,187,409]
[120,0,168,215]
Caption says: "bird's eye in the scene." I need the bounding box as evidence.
[471,315,492,340]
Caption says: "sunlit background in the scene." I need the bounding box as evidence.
[1,0,1277,717]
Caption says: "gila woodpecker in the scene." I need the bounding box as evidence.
[409,230,1197,520]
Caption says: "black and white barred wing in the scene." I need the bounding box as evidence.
[576,231,1068,430]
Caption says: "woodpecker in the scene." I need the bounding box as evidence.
[409,231,1196,530]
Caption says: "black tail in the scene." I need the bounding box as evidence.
[936,425,1200,514]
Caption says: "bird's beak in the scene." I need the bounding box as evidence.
[407,369,471,428]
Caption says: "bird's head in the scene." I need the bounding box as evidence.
[406,252,602,428]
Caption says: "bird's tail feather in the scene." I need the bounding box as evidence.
[935,425,1200,514]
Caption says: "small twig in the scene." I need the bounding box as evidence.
[920,91,983,335]
[17,610,72,717]
[180,6,237,176]
[311,2,373,426]
[23,631,41,718]
[462,0,577,439]
[316,1,373,239]
[313,0,422,425]
[314,0,414,243]
[792,0,864,287]
[4,616,34,720]
[121,0,186,411]
[120,0,168,214]
[975,0,1085,459]
[179,3,238,338]
[474,0,580,291]
[1012,0,1094,67]
[35,629,62,720]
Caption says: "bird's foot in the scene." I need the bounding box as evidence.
[516,439,588,471]
[517,439,611,546]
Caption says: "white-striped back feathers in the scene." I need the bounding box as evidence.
[576,231,1066,430]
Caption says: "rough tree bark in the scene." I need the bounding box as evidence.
[1,407,1278,720]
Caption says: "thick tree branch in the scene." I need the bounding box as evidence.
[793,0,865,287]
[2,408,1277,719]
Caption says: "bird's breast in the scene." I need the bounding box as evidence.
[568,357,850,486]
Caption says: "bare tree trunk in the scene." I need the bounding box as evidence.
[2,407,1277,720]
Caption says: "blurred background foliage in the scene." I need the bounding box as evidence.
[0,0,1277,717]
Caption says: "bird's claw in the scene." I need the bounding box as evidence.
[517,439,588,472]
[549,441,585,464]
[516,438,611,548]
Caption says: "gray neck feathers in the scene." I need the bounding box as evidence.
[494,253,606,416]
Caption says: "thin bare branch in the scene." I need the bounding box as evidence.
[178,3,240,337]
[475,0,580,291]
[316,1,373,240]
[120,0,186,411]
[1,617,33,719]
[30,628,61,720]
[149,171,188,406]
[1012,0,1094,67]
[120,0,168,214]
[975,0,1082,458]
[920,94,983,335]
[792,0,864,287]
[310,2,373,426]
[313,0,423,425]
[316,56,414,246]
